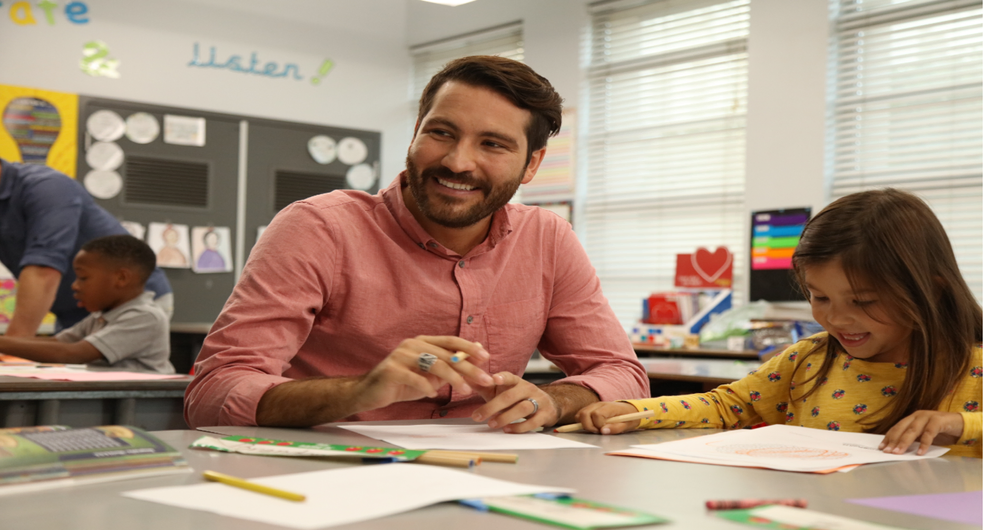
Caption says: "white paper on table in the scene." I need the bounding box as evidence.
[745,505,909,530]
[337,423,598,450]
[618,425,947,472]
[123,464,574,530]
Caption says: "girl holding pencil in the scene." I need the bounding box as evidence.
[574,189,982,458]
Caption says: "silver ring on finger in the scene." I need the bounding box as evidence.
[417,352,438,373]
[526,397,539,417]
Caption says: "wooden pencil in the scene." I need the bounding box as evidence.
[415,452,480,467]
[553,410,655,433]
[424,450,518,464]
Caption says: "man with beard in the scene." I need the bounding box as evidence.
[184,56,649,431]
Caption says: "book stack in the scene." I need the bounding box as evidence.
[0,425,190,495]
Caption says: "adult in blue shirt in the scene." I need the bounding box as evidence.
[0,159,172,336]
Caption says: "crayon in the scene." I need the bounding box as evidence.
[705,499,808,510]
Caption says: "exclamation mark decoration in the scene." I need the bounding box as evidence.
[311,60,334,85]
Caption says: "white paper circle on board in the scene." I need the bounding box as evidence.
[85,141,124,171]
[86,110,126,142]
[337,137,368,165]
[307,135,337,165]
[83,170,123,199]
[125,112,160,144]
[346,163,376,191]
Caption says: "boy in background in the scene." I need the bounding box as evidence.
[0,235,174,374]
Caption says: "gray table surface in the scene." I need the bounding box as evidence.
[2,421,980,530]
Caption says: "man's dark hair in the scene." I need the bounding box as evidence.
[81,235,156,284]
[416,55,563,164]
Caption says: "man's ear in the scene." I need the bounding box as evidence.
[521,148,547,185]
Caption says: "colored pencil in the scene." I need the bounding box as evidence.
[554,410,656,433]
[203,470,306,502]
[425,450,518,464]
[415,452,479,467]
[705,499,808,510]
[451,351,469,363]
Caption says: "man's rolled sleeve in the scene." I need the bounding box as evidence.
[537,224,649,401]
[184,202,335,428]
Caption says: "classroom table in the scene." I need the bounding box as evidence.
[1,421,978,530]
[640,358,760,386]
[0,373,191,430]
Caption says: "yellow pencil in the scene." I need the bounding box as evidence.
[553,410,655,433]
[203,470,306,502]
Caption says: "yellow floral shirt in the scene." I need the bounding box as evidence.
[626,333,982,458]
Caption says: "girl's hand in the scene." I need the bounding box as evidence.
[879,411,964,455]
[574,401,639,434]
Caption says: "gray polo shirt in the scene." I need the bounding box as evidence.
[55,291,174,374]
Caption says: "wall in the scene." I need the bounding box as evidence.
[0,0,412,181]
[407,0,830,303]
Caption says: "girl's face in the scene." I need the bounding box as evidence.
[803,259,911,364]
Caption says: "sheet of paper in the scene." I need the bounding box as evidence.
[123,463,573,530]
[846,491,982,526]
[0,370,187,381]
[612,425,947,473]
[337,423,598,450]
[718,504,910,530]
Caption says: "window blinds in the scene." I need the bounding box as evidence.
[829,0,982,301]
[409,22,524,113]
[585,0,750,329]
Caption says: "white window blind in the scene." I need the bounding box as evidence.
[409,22,524,113]
[585,0,750,329]
[829,0,983,301]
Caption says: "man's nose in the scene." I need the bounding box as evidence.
[442,142,478,174]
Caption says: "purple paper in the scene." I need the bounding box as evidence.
[846,491,982,526]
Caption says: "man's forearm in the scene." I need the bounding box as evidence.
[255,377,364,427]
[6,266,61,337]
[540,383,599,425]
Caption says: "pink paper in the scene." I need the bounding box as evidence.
[846,491,982,526]
[3,371,188,381]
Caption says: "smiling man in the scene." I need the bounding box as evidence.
[184,56,649,431]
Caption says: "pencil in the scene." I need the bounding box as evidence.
[415,452,479,467]
[203,470,306,502]
[451,351,469,363]
[554,410,656,433]
[705,499,808,510]
[424,450,518,464]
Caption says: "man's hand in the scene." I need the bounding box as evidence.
[879,410,964,456]
[350,336,494,413]
[573,401,640,434]
[471,373,599,434]
[256,336,493,427]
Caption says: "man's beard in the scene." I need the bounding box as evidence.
[405,155,524,229]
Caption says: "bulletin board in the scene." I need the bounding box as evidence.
[0,84,78,177]
[76,96,381,325]
[749,207,811,302]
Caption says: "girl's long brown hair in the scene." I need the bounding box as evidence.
[790,188,982,433]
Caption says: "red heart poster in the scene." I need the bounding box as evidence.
[675,247,733,288]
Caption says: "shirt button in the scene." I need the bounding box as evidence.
[429,242,438,248]
[466,316,473,324]
[439,409,449,417]
[417,243,424,249]
[458,260,465,268]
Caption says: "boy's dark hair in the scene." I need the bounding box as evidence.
[416,55,563,165]
[81,235,157,285]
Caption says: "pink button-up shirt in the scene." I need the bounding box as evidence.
[184,175,649,427]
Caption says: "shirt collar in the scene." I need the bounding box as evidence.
[382,171,514,258]
[92,291,155,323]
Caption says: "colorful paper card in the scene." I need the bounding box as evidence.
[846,491,982,526]
[472,494,669,529]
[715,505,910,530]
[191,435,427,461]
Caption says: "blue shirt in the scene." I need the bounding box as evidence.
[0,160,171,328]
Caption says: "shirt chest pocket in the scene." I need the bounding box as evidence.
[483,297,545,376]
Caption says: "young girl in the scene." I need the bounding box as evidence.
[576,189,982,458]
